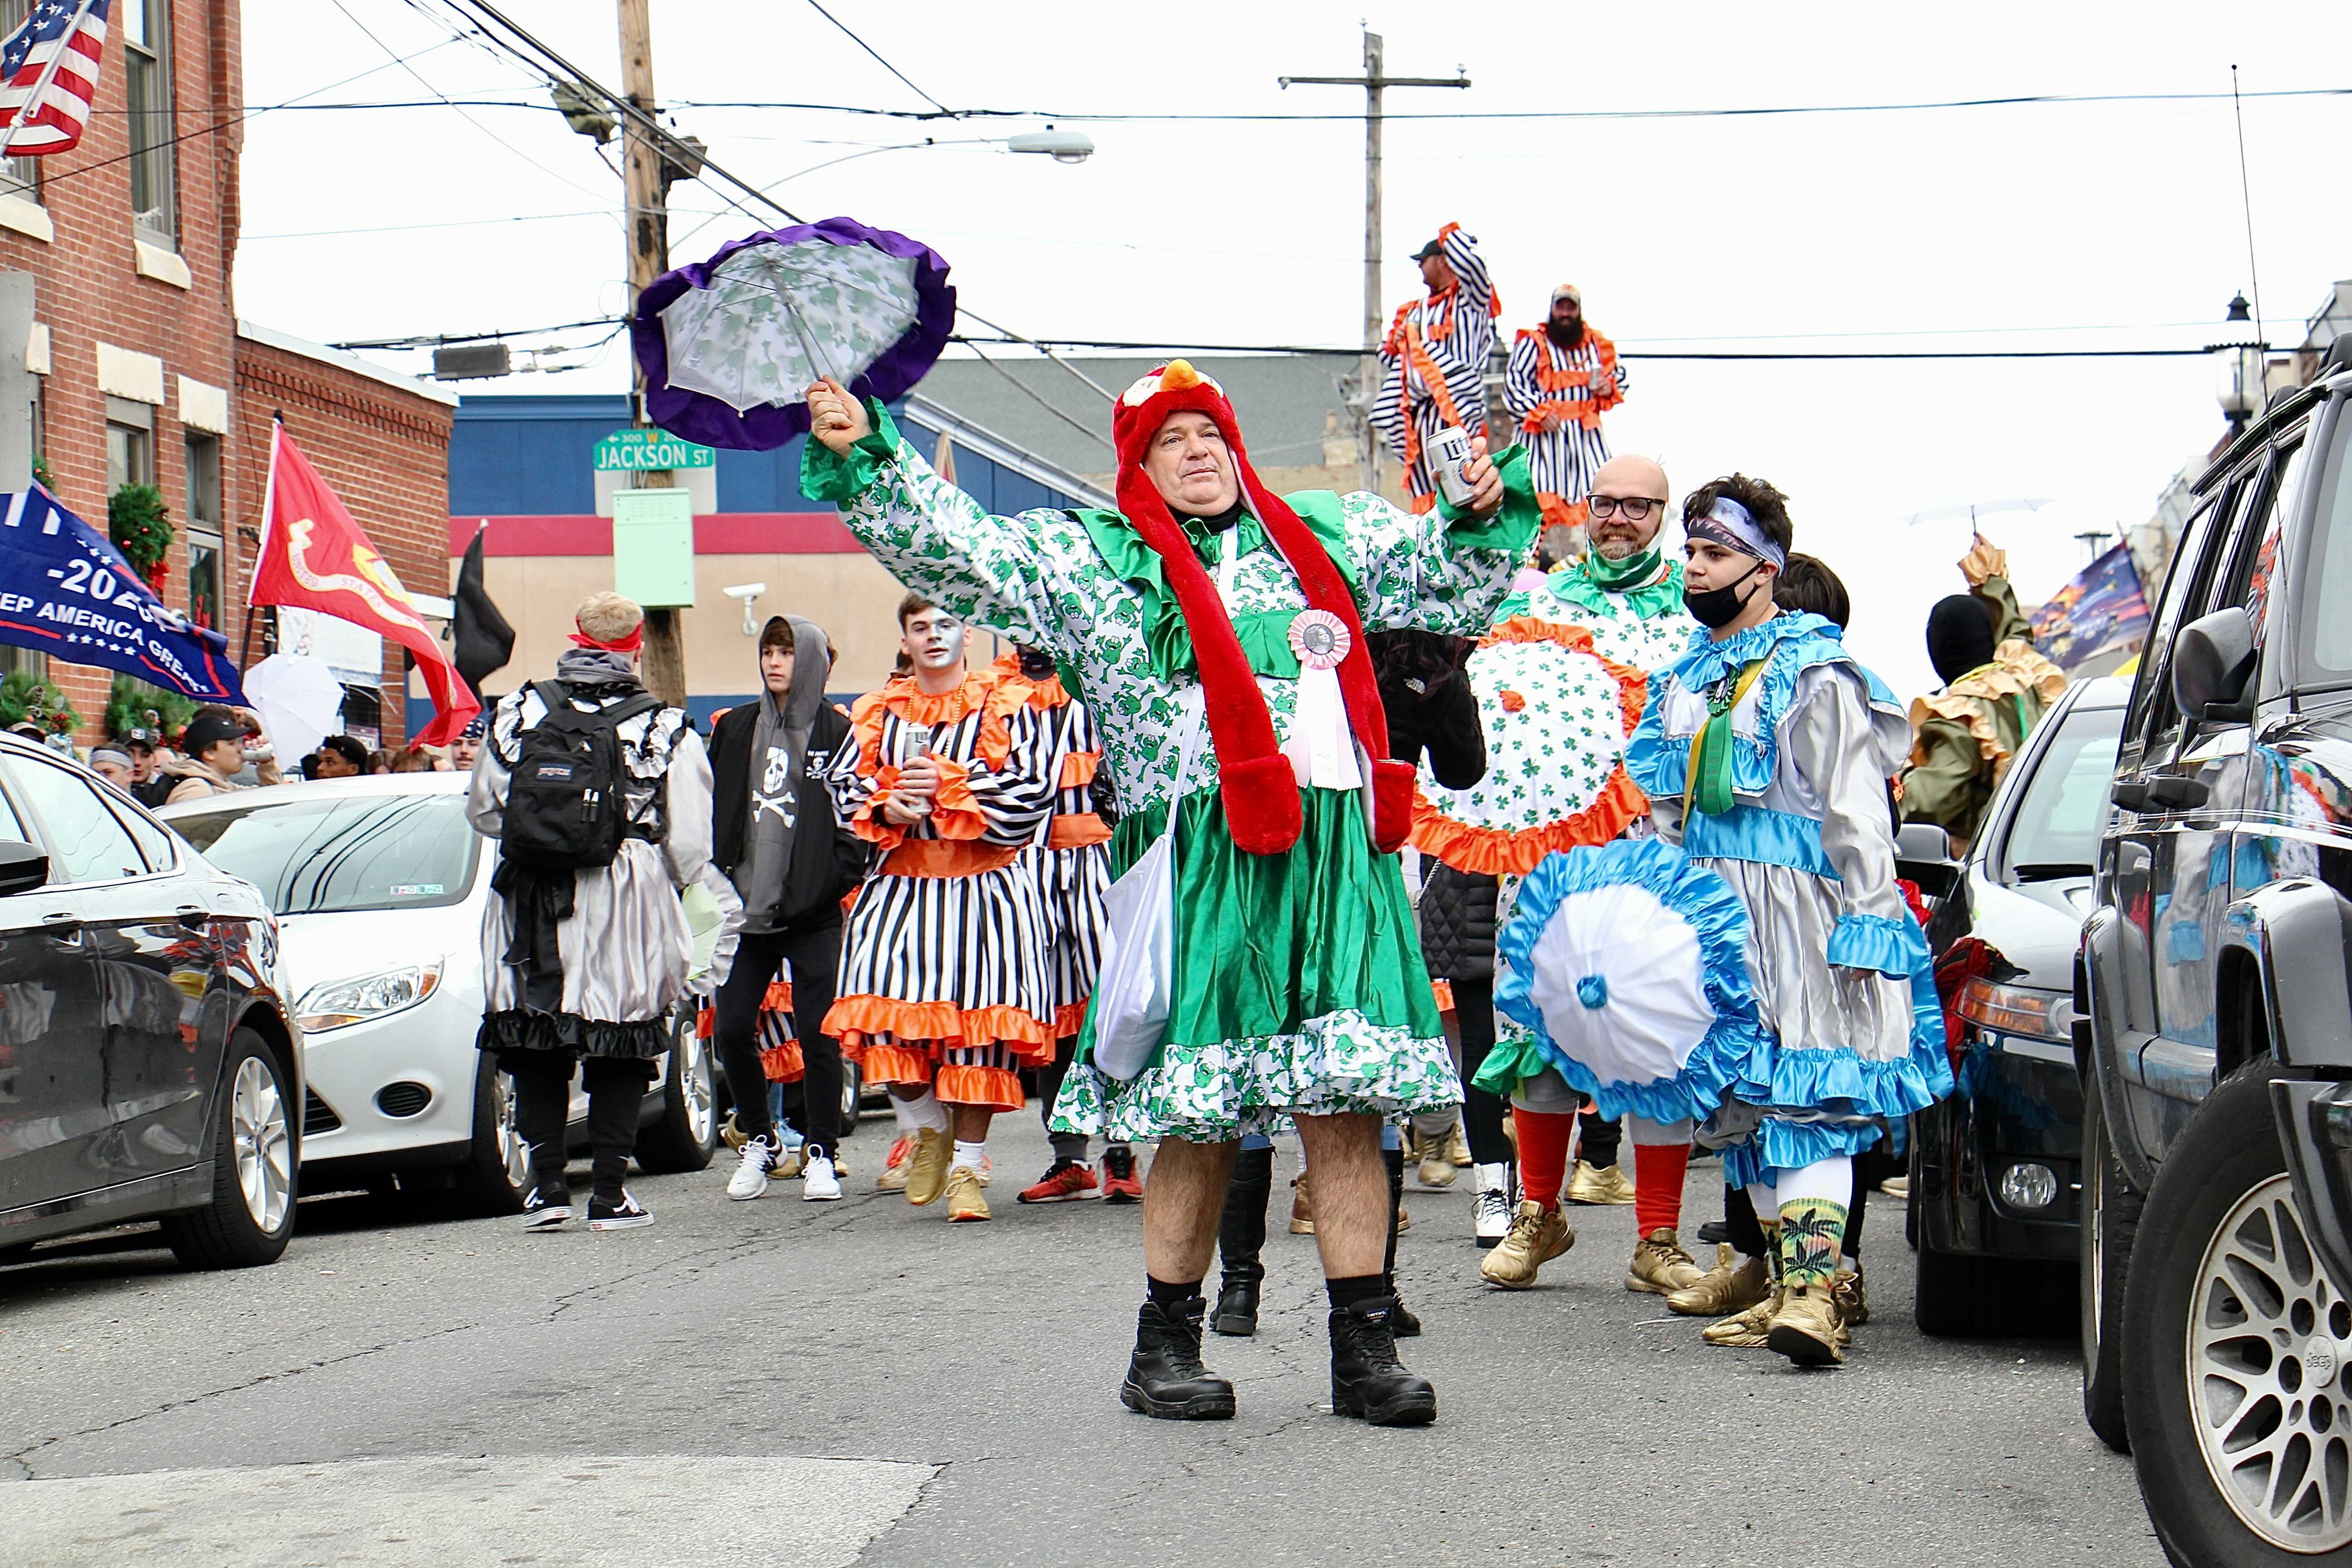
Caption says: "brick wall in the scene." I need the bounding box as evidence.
[231,336,454,745]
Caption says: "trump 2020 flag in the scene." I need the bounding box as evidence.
[0,485,243,700]
[250,422,478,745]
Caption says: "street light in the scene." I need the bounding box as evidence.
[2218,292,2267,428]
[1005,128,1094,164]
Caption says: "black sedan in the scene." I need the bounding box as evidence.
[1910,676,2125,1335]
[0,734,300,1271]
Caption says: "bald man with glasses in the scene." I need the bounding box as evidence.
[1494,455,1694,677]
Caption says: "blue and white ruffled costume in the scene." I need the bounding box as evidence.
[1623,612,1951,1185]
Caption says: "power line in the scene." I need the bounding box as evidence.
[949,333,2268,362]
[799,0,951,118]
[330,316,624,351]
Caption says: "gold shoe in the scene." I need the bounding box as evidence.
[720,1113,748,1154]
[1625,1227,1706,1294]
[774,1145,805,1181]
[1703,1287,1784,1348]
[1290,1174,1315,1235]
[1833,1263,1869,1325]
[1878,1175,1911,1200]
[1445,1123,1473,1168]
[1417,1141,1457,1189]
[1764,1281,1846,1366]
[1479,1201,1574,1289]
[903,1127,954,1206]
[1395,1202,1412,1234]
[944,1164,991,1222]
[1666,1246,1772,1317]
[1566,1160,1636,1206]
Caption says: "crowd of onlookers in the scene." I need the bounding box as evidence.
[9,704,487,808]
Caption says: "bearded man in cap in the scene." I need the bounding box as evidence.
[1504,284,1630,537]
[805,360,1537,1427]
[1372,223,1499,513]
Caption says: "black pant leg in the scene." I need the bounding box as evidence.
[780,920,845,1156]
[507,1051,574,1196]
[1580,1103,1622,1169]
[1450,976,1512,1166]
[581,1055,654,1202]
[1725,1182,1768,1256]
[713,928,789,1144]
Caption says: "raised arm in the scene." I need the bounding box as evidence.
[801,381,1079,662]
[1439,224,1495,367]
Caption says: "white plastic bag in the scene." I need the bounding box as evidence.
[1088,699,1206,1082]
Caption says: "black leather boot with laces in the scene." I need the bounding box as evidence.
[1120,1296,1237,1420]
[1329,1294,1437,1426]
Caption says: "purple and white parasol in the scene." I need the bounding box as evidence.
[630,216,955,451]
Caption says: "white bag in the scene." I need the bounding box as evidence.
[1088,698,1206,1082]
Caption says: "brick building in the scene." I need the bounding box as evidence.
[0,0,452,745]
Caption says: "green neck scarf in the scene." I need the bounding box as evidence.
[1583,544,1662,592]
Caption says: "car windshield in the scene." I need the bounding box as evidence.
[2001,704,2124,881]
[172,791,480,915]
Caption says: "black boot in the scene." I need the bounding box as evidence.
[1214,1145,1273,1336]
[1120,1297,1237,1421]
[1329,1294,1437,1426]
[1382,1144,1422,1338]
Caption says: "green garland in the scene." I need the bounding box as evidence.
[0,668,80,733]
[108,482,174,573]
[106,675,193,743]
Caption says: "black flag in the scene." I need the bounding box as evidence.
[451,526,514,703]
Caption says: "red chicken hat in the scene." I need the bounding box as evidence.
[1110,360,1413,856]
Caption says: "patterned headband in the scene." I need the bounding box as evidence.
[1686,495,1786,571]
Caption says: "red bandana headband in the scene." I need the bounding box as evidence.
[570,619,645,653]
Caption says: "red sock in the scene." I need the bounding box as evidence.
[1633,1141,1691,1235]
[1513,1107,1577,1211]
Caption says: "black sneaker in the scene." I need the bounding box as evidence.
[520,1186,572,1232]
[587,1190,654,1231]
[1696,1219,1732,1246]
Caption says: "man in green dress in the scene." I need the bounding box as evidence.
[804,361,1536,1426]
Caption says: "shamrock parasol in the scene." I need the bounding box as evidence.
[631,216,955,451]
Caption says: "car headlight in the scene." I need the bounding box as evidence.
[1958,977,2074,1044]
[298,959,445,1033]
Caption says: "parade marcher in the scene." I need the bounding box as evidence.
[1616,477,1948,1365]
[998,646,1140,1207]
[161,707,282,804]
[1373,223,1499,514]
[1899,534,2067,853]
[804,358,1536,1426]
[821,596,1058,1225]
[469,591,730,1233]
[1503,284,1629,535]
[709,615,864,1204]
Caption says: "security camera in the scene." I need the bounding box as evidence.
[723,582,766,636]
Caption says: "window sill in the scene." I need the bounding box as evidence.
[132,239,190,289]
[0,192,52,243]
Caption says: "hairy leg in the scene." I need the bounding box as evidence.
[1142,1137,1239,1284]
[1295,1112,1388,1279]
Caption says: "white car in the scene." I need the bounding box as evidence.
[161,774,716,1212]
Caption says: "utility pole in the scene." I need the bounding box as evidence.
[617,0,687,706]
[1281,29,1468,492]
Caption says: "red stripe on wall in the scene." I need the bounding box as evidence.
[448,513,867,557]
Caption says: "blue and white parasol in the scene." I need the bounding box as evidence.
[1494,836,1765,1125]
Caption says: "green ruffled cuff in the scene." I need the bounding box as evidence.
[1435,441,1540,554]
[799,395,905,504]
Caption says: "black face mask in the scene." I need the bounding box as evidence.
[1683,561,1766,629]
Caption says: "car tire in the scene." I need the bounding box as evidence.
[2081,1071,2140,1455]
[1914,1228,2002,1336]
[634,1010,717,1174]
[454,1063,531,1217]
[2121,1059,2352,1565]
[1906,1118,1922,1251]
[838,1057,861,1139]
[160,1028,297,1270]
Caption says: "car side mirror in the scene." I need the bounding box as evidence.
[0,839,50,896]
[2172,607,2257,731]
[1895,821,1960,897]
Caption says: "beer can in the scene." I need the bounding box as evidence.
[1428,425,1477,509]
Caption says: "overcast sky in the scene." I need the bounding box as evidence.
[238,0,2352,699]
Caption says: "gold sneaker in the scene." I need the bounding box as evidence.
[1566,1160,1636,1206]
[1833,1263,1869,1325]
[1444,1123,1473,1168]
[721,1113,749,1154]
[1764,1281,1846,1367]
[1479,1201,1575,1289]
[1290,1174,1316,1235]
[1666,1247,1772,1317]
[1703,1288,1782,1347]
[1417,1140,1457,1189]
[903,1127,954,1206]
[1625,1227,1706,1294]
[944,1164,991,1222]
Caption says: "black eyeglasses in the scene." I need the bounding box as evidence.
[1588,495,1665,520]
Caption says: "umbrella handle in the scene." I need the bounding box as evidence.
[778,292,845,390]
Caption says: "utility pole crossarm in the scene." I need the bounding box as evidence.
[1278,74,1470,88]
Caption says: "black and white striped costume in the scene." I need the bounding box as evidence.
[1504,326,1629,529]
[1372,223,1497,509]
[1021,678,1111,1038]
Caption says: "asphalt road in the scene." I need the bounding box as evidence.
[0,1111,2164,1568]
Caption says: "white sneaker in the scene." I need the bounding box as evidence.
[1473,1164,1514,1250]
[727,1134,779,1200]
[803,1152,842,1201]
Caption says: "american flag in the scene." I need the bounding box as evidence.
[0,0,109,158]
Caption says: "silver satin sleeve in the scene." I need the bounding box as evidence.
[1788,664,1907,930]
[660,728,715,889]
[1649,788,1685,846]
[466,717,511,837]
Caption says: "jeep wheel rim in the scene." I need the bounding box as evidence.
[2188,1172,2352,1552]
[679,1026,714,1147]
[233,1056,291,1233]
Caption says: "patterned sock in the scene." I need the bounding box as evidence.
[1632,1141,1690,1235]
[1775,1156,1853,1290]
[1511,1107,1578,1211]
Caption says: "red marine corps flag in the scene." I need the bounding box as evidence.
[250,421,479,745]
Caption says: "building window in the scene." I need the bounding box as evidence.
[122,0,173,245]
[0,1,41,202]
[105,396,154,491]
[187,532,219,630]
[184,431,219,526]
